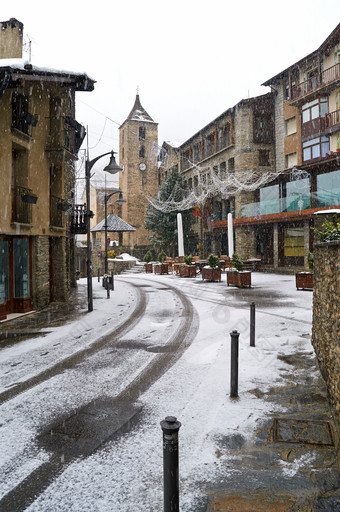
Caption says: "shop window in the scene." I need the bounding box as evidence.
[13,238,30,298]
[0,240,9,303]
[284,227,304,257]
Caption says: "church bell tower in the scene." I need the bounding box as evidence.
[119,94,159,256]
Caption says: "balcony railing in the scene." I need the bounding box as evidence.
[70,204,87,234]
[325,109,340,130]
[45,116,85,156]
[291,62,340,101]
[11,186,33,224]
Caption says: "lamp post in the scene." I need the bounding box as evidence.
[104,189,126,274]
[85,150,123,312]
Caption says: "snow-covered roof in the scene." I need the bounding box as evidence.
[0,58,95,91]
[314,209,340,215]
[91,213,136,232]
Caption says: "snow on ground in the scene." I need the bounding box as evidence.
[0,272,313,511]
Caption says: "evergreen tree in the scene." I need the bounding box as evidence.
[144,171,197,256]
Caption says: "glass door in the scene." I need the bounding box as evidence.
[0,240,9,304]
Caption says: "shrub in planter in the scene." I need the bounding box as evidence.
[296,250,314,290]
[107,250,116,259]
[202,253,221,281]
[179,254,196,277]
[144,250,153,273]
[154,250,168,274]
[227,253,251,287]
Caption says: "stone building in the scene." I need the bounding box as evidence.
[0,18,94,320]
[119,94,159,258]
[161,94,274,259]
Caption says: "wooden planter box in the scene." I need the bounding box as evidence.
[296,272,313,290]
[145,263,153,273]
[154,263,168,275]
[227,270,251,288]
[201,267,221,282]
[179,265,197,278]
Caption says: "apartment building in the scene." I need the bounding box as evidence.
[0,18,94,320]
[244,22,340,270]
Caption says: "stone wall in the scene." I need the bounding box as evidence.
[312,212,340,430]
[32,236,50,310]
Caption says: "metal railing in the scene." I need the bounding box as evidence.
[291,62,340,101]
[45,116,82,155]
[11,186,32,224]
[70,204,87,234]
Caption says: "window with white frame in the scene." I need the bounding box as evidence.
[303,136,329,161]
[302,97,328,123]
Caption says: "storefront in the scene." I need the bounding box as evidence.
[0,235,32,320]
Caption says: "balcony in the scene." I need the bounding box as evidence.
[302,110,340,138]
[70,204,87,234]
[46,116,86,157]
[11,186,33,224]
[290,62,340,103]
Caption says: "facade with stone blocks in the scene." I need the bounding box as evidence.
[312,211,340,431]
[0,18,94,321]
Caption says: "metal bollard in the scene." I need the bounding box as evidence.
[250,302,255,347]
[230,330,239,398]
[111,271,114,291]
[160,416,181,512]
[98,268,100,282]
[106,278,110,299]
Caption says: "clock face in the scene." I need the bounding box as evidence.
[139,163,147,171]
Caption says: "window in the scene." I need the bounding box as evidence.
[317,170,340,207]
[181,150,190,170]
[303,136,329,161]
[188,177,193,189]
[139,126,146,140]
[286,152,297,168]
[192,143,201,163]
[217,124,230,150]
[285,117,296,135]
[284,227,304,257]
[259,150,270,166]
[220,162,226,180]
[302,97,328,123]
[253,114,272,143]
[139,145,145,158]
[228,158,235,171]
[205,133,215,158]
[12,93,29,135]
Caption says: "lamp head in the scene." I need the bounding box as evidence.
[116,192,126,205]
[104,151,123,175]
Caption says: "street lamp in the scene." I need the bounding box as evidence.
[85,150,123,312]
[104,189,126,275]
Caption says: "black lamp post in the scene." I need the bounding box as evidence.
[85,151,123,312]
[104,189,126,274]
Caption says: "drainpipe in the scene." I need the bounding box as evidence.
[0,71,11,101]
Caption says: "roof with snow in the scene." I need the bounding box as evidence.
[121,94,156,126]
[0,58,95,91]
[91,214,136,233]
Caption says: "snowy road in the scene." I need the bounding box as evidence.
[0,272,313,511]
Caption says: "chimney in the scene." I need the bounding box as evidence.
[0,18,23,59]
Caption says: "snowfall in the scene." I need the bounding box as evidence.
[0,268,314,511]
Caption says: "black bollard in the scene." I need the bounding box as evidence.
[160,416,181,512]
[106,278,110,299]
[230,330,239,398]
[250,302,255,347]
[98,268,100,282]
[111,271,114,291]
